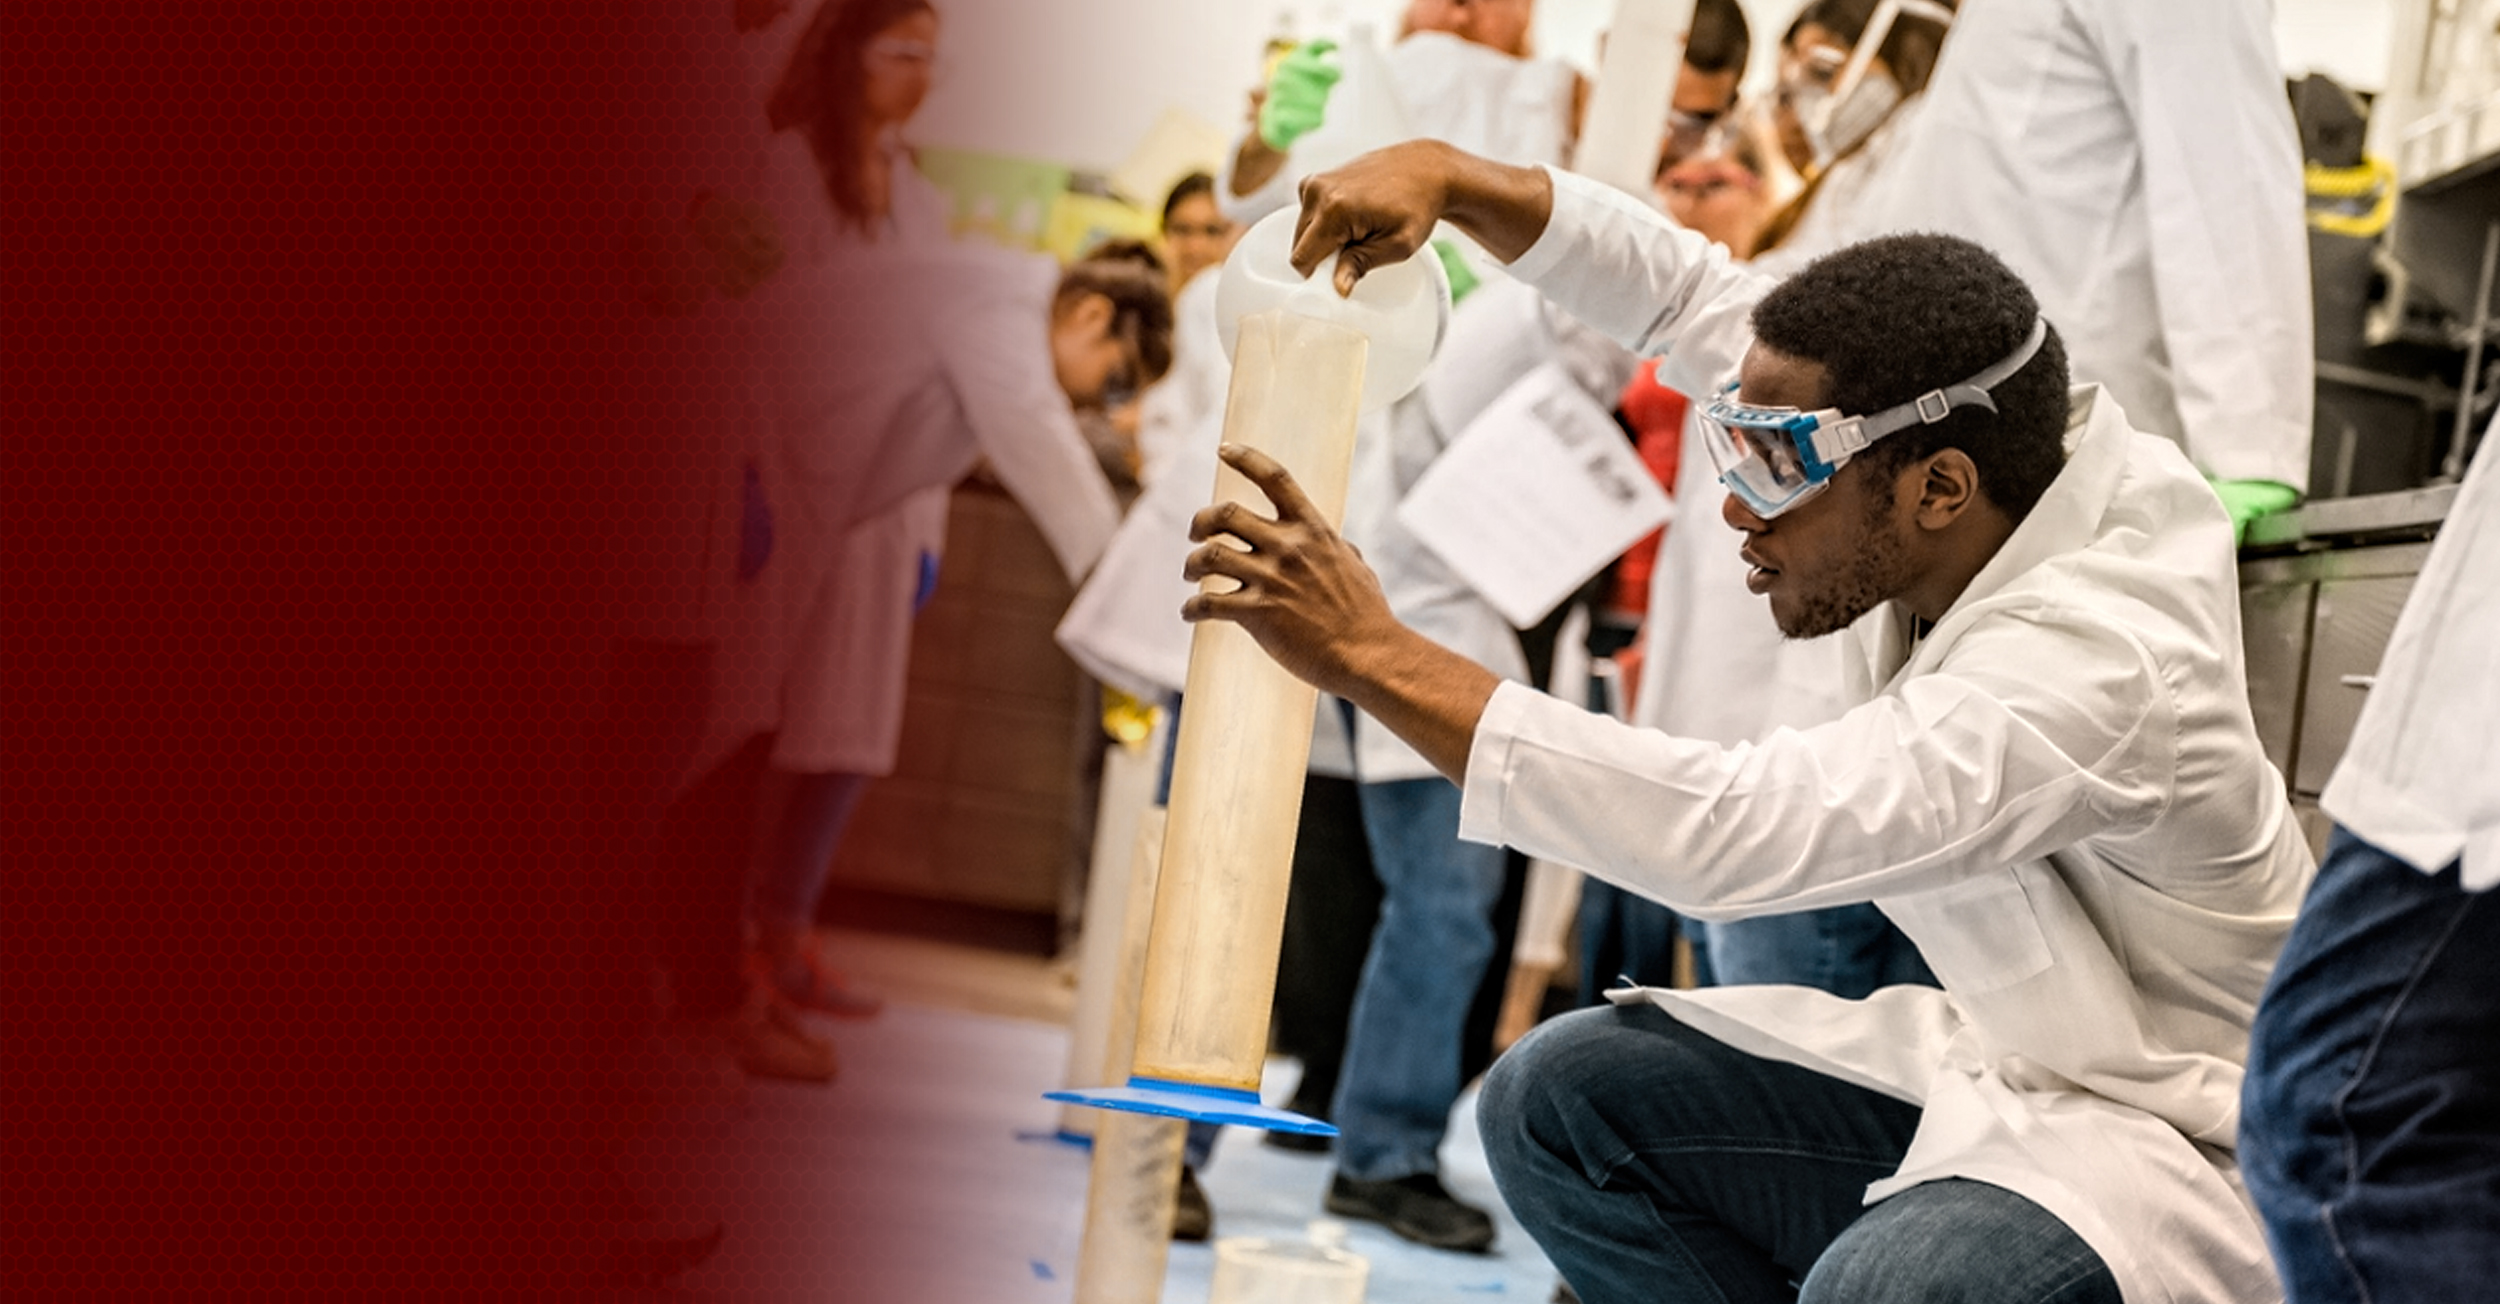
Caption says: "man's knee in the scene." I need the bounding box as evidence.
[1799,1180,2119,1304]
[1479,1004,1681,1178]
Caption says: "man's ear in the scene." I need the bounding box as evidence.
[1911,448,1986,531]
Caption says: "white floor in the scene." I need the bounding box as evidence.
[634,999,1561,1303]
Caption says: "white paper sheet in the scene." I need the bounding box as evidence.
[1398,363,1674,628]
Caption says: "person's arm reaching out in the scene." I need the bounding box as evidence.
[1292,141,1771,393]
[1181,445,2178,914]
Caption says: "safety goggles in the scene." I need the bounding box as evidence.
[1700,316,2049,518]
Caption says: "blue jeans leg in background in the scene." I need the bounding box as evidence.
[1183,1119,1219,1169]
[1478,1002,2117,1304]
[1706,904,1935,997]
[1328,776,1507,1181]
[2241,826,2500,1304]
[1575,879,1701,1004]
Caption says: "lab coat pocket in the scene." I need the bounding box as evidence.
[1888,869,2055,995]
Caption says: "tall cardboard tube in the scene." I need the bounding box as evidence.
[1130,309,1369,1092]
[1073,1112,1189,1303]
[1072,808,1184,1303]
[1571,0,1697,198]
[1058,716,1167,1139]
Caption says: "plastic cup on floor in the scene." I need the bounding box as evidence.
[1208,1235,1368,1304]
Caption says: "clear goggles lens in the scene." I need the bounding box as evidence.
[1699,389,1833,517]
[1696,313,2050,518]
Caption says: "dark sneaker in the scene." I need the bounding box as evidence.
[1171,1163,1213,1242]
[1325,1172,1496,1253]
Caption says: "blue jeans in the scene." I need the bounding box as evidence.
[1480,1003,2120,1304]
[1706,905,1935,996]
[1577,879,1706,1004]
[1330,775,1508,1181]
[2241,827,2500,1304]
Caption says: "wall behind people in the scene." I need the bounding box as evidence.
[909,0,2395,175]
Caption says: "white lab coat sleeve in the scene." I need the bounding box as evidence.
[2093,0,2312,489]
[1215,134,1299,227]
[933,307,1121,582]
[2321,419,2500,886]
[1503,166,1773,397]
[1459,606,2177,918]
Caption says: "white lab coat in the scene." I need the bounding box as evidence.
[699,244,1120,782]
[1136,272,1226,492]
[1465,168,2313,1304]
[765,134,956,775]
[613,1,804,649]
[2320,417,2500,888]
[1847,0,2313,490]
[1222,31,1593,781]
[1218,30,1577,226]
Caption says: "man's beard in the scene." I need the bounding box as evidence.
[1775,496,1911,640]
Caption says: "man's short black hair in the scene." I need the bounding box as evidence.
[1688,0,1752,78]
[1751,232,2071,521]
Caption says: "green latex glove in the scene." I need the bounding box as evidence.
[2210,477,2300,545]
[1258,38,1341,151]
[1431,238,1481,307]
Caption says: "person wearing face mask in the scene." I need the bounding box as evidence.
[1837,0,2314,540]
[1750,0,1953,270]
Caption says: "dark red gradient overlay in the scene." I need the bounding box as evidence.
[4,4,805,1294]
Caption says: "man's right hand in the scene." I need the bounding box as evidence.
[1289,141,1555,298]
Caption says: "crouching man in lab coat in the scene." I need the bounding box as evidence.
[1178,141,2313,1304]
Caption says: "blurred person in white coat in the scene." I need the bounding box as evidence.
[1847,0,2314,534]
[2240,416,2500,1304]
[740,0,956,1021]
[681,1,1153,1039]
[1186,142,2312,1304]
